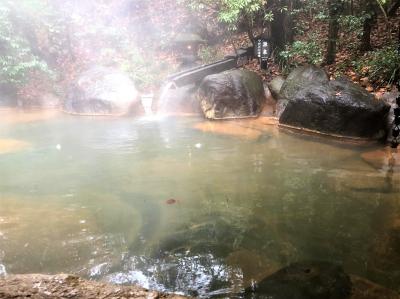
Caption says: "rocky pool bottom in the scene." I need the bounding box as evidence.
[0,109,399,298]
[1,269,399,299]
[0,274,188,299]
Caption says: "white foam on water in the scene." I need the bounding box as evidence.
[140,94,154,116]
[0,264,6,277]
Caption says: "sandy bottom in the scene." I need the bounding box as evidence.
[0,139,30,155]
[0,108,59,124]
[193,116,279,140]
[361,148,400,170]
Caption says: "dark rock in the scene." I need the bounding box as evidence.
[174,32,205,44]
[0,84,17,107]
[16,93,60,109]
[381,89,400,142]
[280,65,329,100]
[279,71,390,139]
[245,261,352,299]
[64,66,140,116]
[198,69,266,119]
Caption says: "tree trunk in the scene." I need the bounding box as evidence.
[388,0,400,17]
[360,0,376,52]
[351,0,354,15]
[270,0,294,50]
[324,0,343,65]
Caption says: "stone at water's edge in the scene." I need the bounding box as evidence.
[245,261,352,299]
[268,76,285,100]
[350,275,400,299]
[381,89,400,142]
[198,69,266,119]
[277,66,390,139]
[64,66,141,116]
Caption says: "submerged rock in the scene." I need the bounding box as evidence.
[278,66,390,139]
[351,275,400,299]
[64,66,141,116]
[245,261,352,299]
[361,147,400,170]
[198,69,266,119]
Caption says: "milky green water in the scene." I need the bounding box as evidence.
[0,115,399,296]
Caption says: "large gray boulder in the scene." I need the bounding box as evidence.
[245,261,352,299]
[198,69,265,119]
[278,66,390,139]
[64,67,140,116]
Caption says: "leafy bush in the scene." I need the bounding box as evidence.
[339,15,365,35]
[355,45,400,85]
[119,47,176,91]
[279,36,323,71]
[0,3,54,85]
[218,0,265,30]
[198,45,224,64]
[180,0,267,41]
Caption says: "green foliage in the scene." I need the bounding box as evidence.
[314,11,328,20]
[218,0,265,30]
[197,45,225,64]
[181,0,267,34]
[354,45,400,85]
[279,36,323,71]
[296,0,327,19]
[119,48,175,91]
[339,15,365,35]
[0,1,54,86]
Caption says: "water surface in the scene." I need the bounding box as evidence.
[0,113,399,296]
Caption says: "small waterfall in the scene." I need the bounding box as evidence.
[157,81,177,115]
[140,94,153,116]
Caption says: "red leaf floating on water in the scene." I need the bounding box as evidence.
[166,198,178,205]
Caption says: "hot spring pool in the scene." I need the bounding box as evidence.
[0,112,399,296]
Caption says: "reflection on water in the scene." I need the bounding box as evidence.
[0,113,399,296]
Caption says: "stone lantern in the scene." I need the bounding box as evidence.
[173,32,205,67]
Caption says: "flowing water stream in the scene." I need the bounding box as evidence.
[0,112,399,297]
